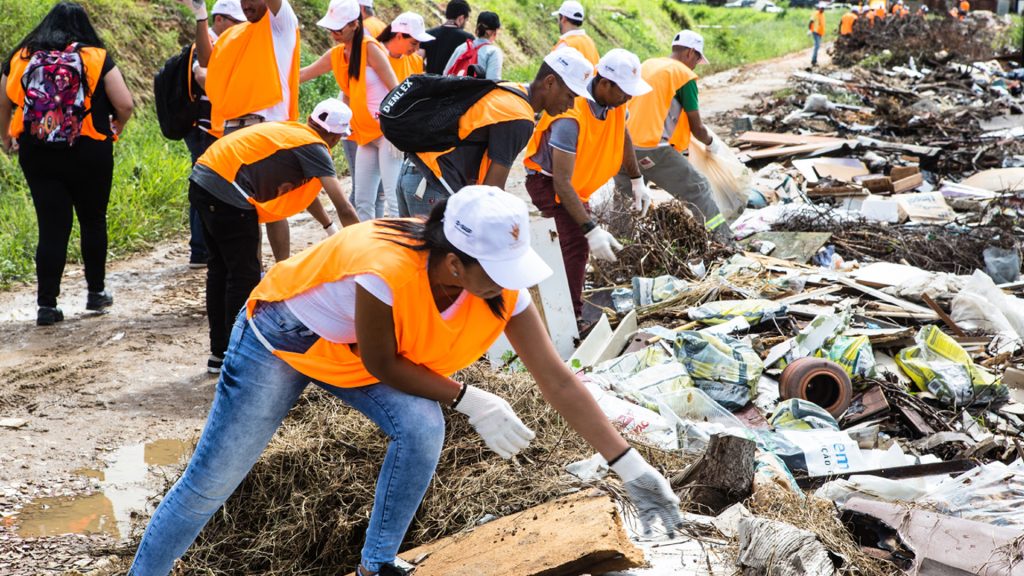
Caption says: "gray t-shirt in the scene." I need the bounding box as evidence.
[443,38,504,80]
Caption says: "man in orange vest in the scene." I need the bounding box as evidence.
[839,6,859,35]
[358,0,388,37]
[809,3,827,67]
[403,46,595,216]
[613,31,732,244]
[551,0,600,65]
[524,48,652,320]
[190,98,359,374]
[959,0,970,16]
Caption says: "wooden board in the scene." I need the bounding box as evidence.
[736,131,847,147]
[850,262,932,288]
[387,492,644,576]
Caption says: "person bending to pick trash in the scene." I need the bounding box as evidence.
[127,186,684,576]
[524,48,653,325]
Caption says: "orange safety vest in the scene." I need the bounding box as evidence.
[5,46,110,142]
[205,13,300,137]
[811,11,826,35]
[876,6,886,18]
[246,221,518,387]
[959,0,970,10]
[553,32,600,66]
[524,98,626,202]
[626,57,698,152]
[195,121,328,223]
[416,83,533,182]
[364,16,388,39]
[389,52,423,83]
[331,36,387,145]
[840,13,858,34]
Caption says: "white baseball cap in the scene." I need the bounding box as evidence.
[543,46,596,101]
[310,98,352,135]
[443,186,553,290]
[358,0,373,6]
[672,30,709,65]
[391,12,435,42]
[317,0,360,31]
[552,0,585,20]
[211,0,246,21]
[596,49,652,97]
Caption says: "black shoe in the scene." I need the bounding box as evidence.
[207,355,224,374]
[37,307,64,326]
[379,561,415,576]
[86,290,113,311]
[189,255,208,269]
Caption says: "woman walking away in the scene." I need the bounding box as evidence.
[0,1,133,326]
[444,11,503,79]
[128,186,684,576]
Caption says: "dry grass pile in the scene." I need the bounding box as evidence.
[748,485,901,576]
[167,364,691,575]
[591,201,733,287]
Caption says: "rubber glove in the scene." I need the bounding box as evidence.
[708,138,726,156]
[178,0,208,20]
[611,448,685,537]
[324,222,339,237]
[454,385,535,459]
[631,177,652,218]
[586,227,623,262]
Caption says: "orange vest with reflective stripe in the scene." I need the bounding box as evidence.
[246,221,518,387]
[195,121,327,224]
[554,33,600,66]
[524,97,626,201]
[364,16,388,38]
[6,46,110,142]
[331,36,386,145]
[840,13,858,34]
[389,52,423,82]
[205,13,300,137]
[416,83,533,181]
[626,57,698,152]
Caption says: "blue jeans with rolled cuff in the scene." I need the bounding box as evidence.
[128,301,446,575]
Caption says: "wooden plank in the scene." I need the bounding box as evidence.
[742,141,853,161]
[735,131,847,147]
[921,294,967,337]
[836,277,938,318]
[795,460,977,489]
[892,172,925,194]
[775,285,844,306]
[386,492,645,576]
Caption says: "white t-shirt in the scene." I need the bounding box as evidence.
[285,274,532,343]
[254,0,299,122]
[364,64,390,120]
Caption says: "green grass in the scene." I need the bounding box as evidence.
[0,0,817,287]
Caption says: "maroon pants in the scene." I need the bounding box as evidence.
[526,173,590,318]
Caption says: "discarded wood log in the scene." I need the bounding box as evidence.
[737,517,837,576]
[380,492,644,576]
[920,293,967,337]
[794,459,977,489]
[891,172,924,193]
[672,433,756,515]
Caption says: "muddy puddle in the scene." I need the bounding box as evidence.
[14,439,191,540]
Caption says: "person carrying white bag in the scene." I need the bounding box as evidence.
[613,30,738,242]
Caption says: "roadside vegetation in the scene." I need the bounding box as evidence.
[0,0,815,287]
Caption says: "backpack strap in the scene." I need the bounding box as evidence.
[496,83,529,103]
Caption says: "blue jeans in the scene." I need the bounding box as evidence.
[397,158,449,218]
[183,128,215,263]
[128,303,446,575]
[811,33,822,66]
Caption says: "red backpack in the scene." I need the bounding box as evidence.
[447,39,489,77]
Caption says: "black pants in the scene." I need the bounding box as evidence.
[18,137,114,308]
[189,183,260,357]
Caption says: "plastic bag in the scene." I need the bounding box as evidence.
[895,325,1008,407]
[688,128,752,220]
[983,245,1021,284]
[609,361,694,411]
[770,398,840,431]
[817,335,877,380]
[591,343,672,376]
[951,270,1024,354]
[655,387,749,454]
[632,275,692,307]
[921,459,1024,529]
[687,299,787,326]
[582,379,679,450]
[674,331,762,411]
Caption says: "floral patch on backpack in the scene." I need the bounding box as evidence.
[21,43,88,146]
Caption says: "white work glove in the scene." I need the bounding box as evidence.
[586,226,623,262]
[453,385,535,459]
[630,177,652,218]
[708,138,726,156]
[324,222,339,237]
[611,448,685,537]
[178,0,208,20]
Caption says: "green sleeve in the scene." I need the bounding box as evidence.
[674,80,699,112]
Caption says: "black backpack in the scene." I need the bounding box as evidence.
[153,43,203,140]
[378,74,528,153]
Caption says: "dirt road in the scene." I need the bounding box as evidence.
[0,45,830,575]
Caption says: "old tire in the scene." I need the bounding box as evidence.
[779,357,853,418]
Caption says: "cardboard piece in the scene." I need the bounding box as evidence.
[960,167,1024,192]
[812,157,869,182]
[892,192,956,223]
[850,262,931,288]
[860,195,904,223]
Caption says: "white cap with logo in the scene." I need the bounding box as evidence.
[672,30,710,65]
[443,186,553,290]
[543,46,596,101]
[310,98,352,136]
[358,0,373,6]
[317,0,360,31]
[391,12,436,42]
[552,0,585,19]
[596,49,652,97]
[211,0,246,21]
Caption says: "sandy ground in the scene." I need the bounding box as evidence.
[0,45,828,575]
